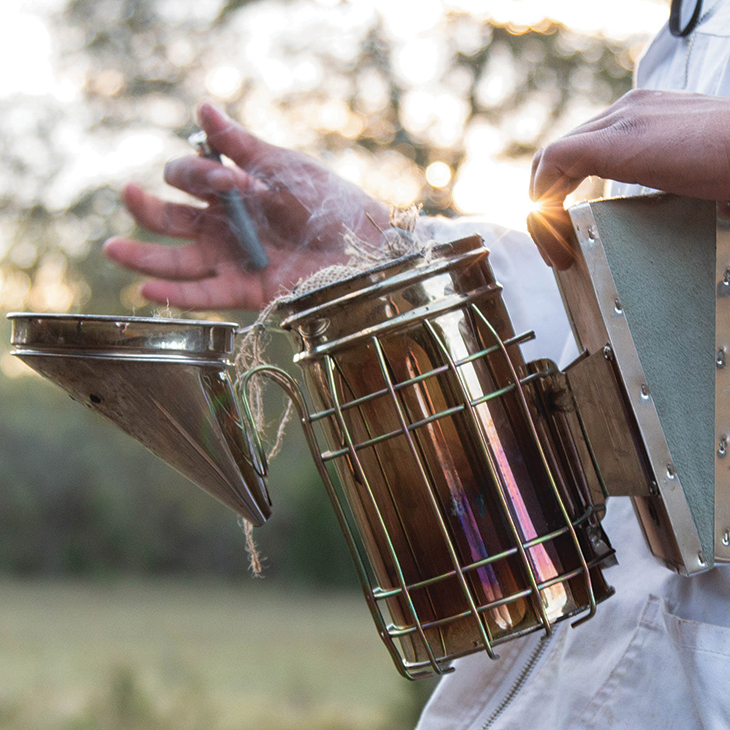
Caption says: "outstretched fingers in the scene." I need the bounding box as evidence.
[122,183,209,239]
[139,272,265,311]
[103,237,218,281]
[163,155,268,198]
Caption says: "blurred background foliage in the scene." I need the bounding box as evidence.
[0,0,654,582]
[0,0,663,726]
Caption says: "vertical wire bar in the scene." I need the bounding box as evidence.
[469,305,597,624]
[238,364,418,678]
[422,319,553,635]
[323,355,447,675]
[331,357,449,662]
[370,335,498,659]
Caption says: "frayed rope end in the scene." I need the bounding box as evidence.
[238,516,264,577]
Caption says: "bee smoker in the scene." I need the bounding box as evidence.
[10,193,728,679]
[8,234,615,679]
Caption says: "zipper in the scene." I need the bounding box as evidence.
[479,631,555,729]
[683,0,722,88]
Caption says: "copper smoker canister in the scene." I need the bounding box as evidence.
[242,234,616,678]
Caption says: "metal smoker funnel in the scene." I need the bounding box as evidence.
[7,313,271,526]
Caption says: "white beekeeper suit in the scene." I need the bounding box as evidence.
[416,3,730,728]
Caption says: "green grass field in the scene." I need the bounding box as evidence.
[0,579,437,730]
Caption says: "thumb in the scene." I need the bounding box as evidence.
[526,204,578,270]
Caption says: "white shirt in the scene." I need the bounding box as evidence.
[416,6,730,729]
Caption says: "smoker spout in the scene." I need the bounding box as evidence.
[8,313,271,526]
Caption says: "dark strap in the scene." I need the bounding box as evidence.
[669,0,704,37]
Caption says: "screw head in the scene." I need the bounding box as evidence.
[603,344,613,361]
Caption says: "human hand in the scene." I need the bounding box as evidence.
[104,103,390,310]
[527,89,730,268]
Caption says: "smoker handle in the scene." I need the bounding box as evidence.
[235,365,302,477]
[238,364,371,495]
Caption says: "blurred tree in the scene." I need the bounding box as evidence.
[0,0,639,316]
[0,0,644,579]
